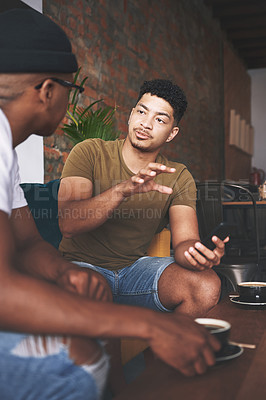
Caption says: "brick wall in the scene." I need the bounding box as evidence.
[43,0,250,183]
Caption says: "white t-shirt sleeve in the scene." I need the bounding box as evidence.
[0,110,27,216]
[0,122,13,216]
[12,152,27,211]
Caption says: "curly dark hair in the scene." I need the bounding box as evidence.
[136,79,188,124]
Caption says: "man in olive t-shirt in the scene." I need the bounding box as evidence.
[59,79,227,316]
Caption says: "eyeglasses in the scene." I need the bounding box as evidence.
[35,77,85,94]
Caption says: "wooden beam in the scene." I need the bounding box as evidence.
[227,27,266,40]
[245,56,266,69]
[206,0,265,5]
[220,15,266,30]
[239,47,266,58]
[213,3,266,18]
[233,37,266,49]
[204,0,266,69]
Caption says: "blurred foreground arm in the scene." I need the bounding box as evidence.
[1,210,219,377]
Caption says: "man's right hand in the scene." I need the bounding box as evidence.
[56,266,112,302]
[149,312,220,376]
[118,162,176,198]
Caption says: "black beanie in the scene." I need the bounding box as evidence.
[0,8,78,73]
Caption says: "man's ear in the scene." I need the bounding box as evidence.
[166,126,179,142]
[37,79,56,106]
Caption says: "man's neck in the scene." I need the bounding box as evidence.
[3,103,33,148]
[122,137,160,174]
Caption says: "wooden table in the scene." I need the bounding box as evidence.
[114,297,266,400]
[223,200,266,207]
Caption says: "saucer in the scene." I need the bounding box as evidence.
[215,342,243,363]
[230,295,266,306]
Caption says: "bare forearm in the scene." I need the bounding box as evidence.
[59,183,126,237]
[14,238,74,282]
[174,236,226,271]
[173,239,199,269]
[0,267,153,340]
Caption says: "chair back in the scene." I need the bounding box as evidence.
[20,179,62,249]
[196,182,223,240]
[196,182,261,288]
[196,181,260,264]
[222,183,260,264]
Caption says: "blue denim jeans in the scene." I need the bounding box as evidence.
[74,256,175,312]
[0,332,108,400]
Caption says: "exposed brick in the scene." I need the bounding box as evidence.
[77,22,85,36]
[62,152,69,164]
[88,21,99,35]
[42,0,251,183]
[57,163,63,175]
[127,88,138,100]
[117,122,128,135]
[102,31,112,44]
[68,6,82,20]
[45,136,55,147]
[84,86,98,100]
[68,16,77,31]
[137,58,149,71]
[44,146,61,160]
[85,6,92,16]
[100,16,107,30]
[46,164,53,173]
[61,25,74,40]
[102,96,116,108]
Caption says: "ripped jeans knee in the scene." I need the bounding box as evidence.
[0,333,109,400]
[11,335,68,358]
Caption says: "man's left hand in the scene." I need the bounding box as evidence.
[184,236,229,271]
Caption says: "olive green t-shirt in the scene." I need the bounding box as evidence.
[60,138,196,270]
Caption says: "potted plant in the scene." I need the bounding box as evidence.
[61,68,120,145]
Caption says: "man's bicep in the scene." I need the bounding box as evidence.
[0,211,15,269]
[58,176,93,203]
[169,205,200,248]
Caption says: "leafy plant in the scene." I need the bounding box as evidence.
[61,68,120,145]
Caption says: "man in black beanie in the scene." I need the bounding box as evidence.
[0,8,220,400]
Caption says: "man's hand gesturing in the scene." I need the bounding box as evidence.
[119,162,176,198]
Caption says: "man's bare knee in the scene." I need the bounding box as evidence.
[158,263,221,314]
[198,269,221,306]
[68,336,103,366]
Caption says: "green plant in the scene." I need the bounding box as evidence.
[61,68,120,145]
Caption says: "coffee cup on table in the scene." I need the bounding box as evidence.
[195,318,231,356]
[237,282,266,303]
